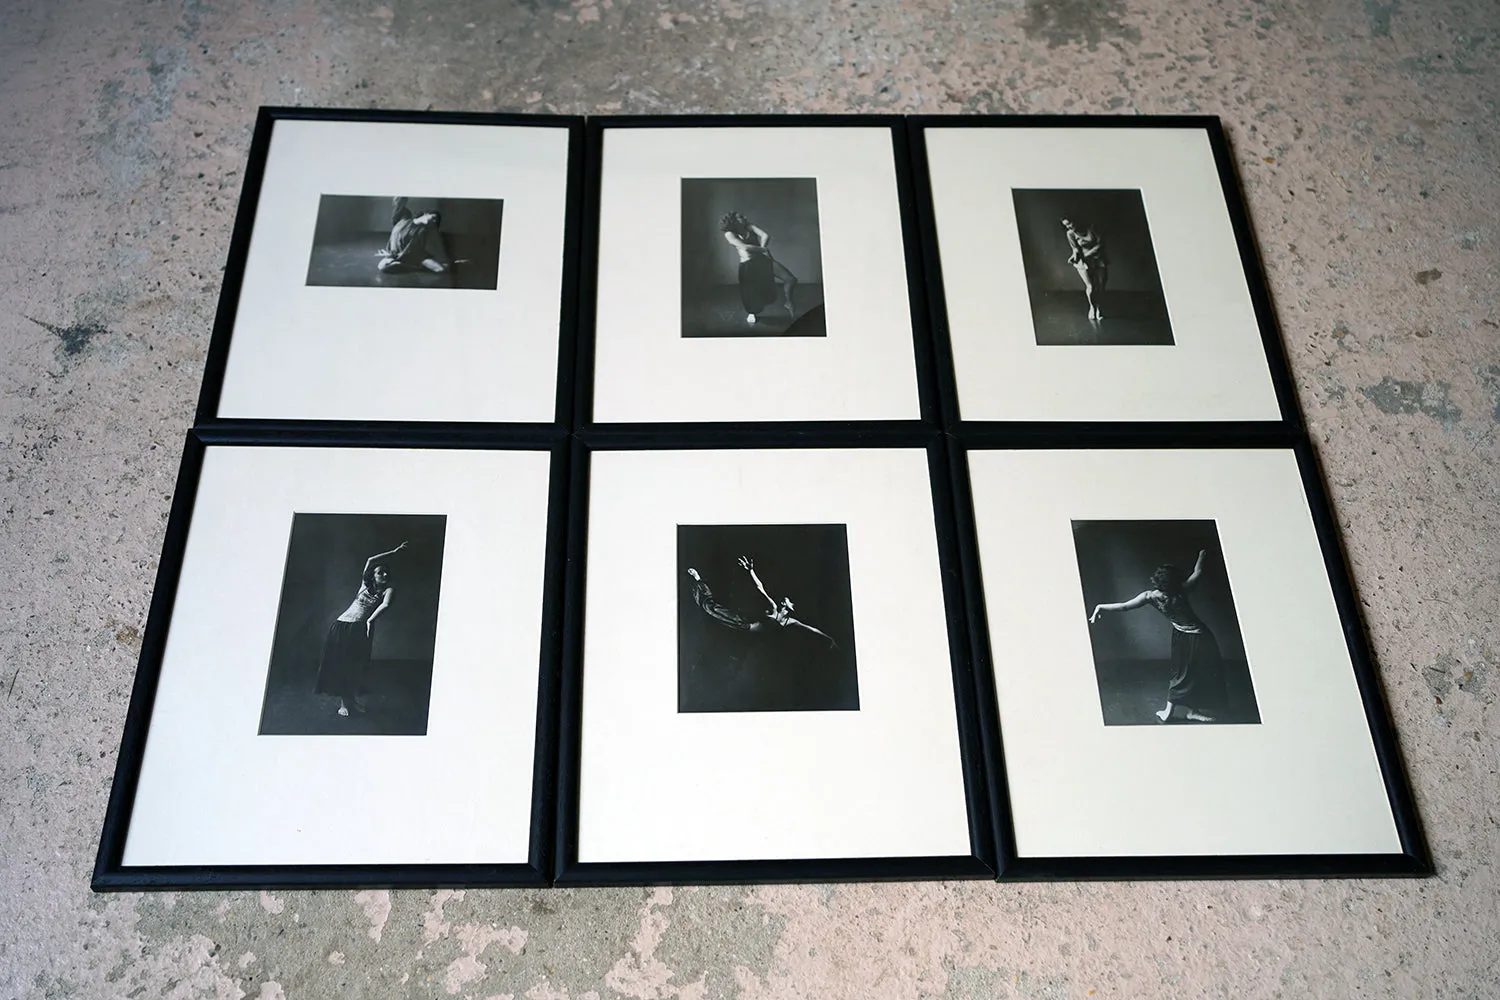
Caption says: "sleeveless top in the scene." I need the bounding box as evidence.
[337,585,386,623]
[1146,590,1205,634]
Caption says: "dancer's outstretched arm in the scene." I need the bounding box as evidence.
[1183,549,1208,590]
[1089,591,1150,623]
[738,556,778,613]
[364,540,408,576]
[785,617,836,648]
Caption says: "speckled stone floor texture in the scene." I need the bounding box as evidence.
[2,0,1497,997]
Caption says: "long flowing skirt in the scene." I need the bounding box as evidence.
[315,619,371,698]
[738,255,777,314]
[1167,627,1226,712]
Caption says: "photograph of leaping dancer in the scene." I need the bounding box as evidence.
[677,522,857,713]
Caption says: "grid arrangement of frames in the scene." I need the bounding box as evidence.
[93,107,1429,890]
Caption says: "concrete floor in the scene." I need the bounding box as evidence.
[1,0,1497,996]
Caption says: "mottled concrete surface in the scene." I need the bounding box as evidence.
[2,0,1497,996]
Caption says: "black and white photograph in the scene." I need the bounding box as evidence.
[680,178,826,338]
[677,523,858,713]
[1012,188,1172,346]
[259,512,447,736]
[304,194,504,290]
[1073,519,1260,726]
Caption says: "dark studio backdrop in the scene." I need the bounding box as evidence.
[680,177,826,337]
[1072,519,1260,725]
[1012,188,1174,346]
[259,512,447,736]
[305,195,504,290]
[677,522,858,713]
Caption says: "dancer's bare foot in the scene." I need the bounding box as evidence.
[337,699,350,718]
[1154,701,1173,722]
[1183,707,1216,722]
[746,313,757,325]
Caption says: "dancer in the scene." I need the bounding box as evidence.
[377,197,449,274]
[1061,217,1108,321]
[1087,549,1225,723]
[737,555,836,647]
[686,566,763,632]
[720,211,799,325]
[684,557,837,646]
[315,540,407,717]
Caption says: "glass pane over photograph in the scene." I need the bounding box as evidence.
[590,126,923,424]
[922,125,1283,422]
[121,446,553,868]
[215,118,573,423]
[576,448,971,864]
[967,447,1401,859]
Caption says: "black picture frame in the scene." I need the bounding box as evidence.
[91,425,571,890]
[193,107,586,434]
[553,427,997,885]
[89,107,1431,890]
[946,425,1429,880]
[908,115,1304,433]
[574,115,942,434]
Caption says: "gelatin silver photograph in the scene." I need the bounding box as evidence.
[258,512,447,736]
[680,177,826,338]
[305,195,504,290]
[677,522,857,713]
[1012,188,1173,346]
[1074,518,1260,726]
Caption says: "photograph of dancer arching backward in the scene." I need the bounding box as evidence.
[1073,519,1261,726]
[677,523,857,713]
[680,178,826,338]
[1012,188,1173,346]
[305,194,504,290]
[258,512,447,736]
